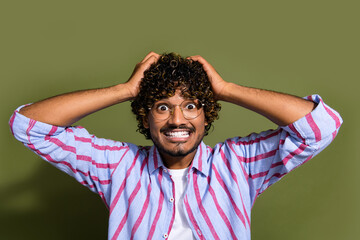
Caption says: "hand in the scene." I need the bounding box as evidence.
[188,55,229,100]
[125,51,160,99]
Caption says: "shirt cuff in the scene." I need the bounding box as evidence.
[281,94,343,145]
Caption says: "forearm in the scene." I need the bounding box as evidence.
[19,83,133,126]
[219,83,316,126]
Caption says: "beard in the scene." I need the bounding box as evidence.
[153,139,202,157]
[151,128,205,158]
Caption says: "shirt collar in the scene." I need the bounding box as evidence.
[148,141,210,177]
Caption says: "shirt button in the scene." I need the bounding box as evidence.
[163,169,168,173]
[197,229,202,236]
[169,197,174,202]
[163,233,168,238]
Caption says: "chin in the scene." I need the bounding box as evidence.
[156,143,198,157]
[151,136,203,159]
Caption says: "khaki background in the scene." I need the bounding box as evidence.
[1,0,358,239]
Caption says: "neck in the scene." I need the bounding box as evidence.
[160,150,196,169]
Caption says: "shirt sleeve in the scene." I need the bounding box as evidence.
[225,94,343,205]
[9,105,133,208]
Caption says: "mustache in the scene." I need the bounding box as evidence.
[160,125,195,133]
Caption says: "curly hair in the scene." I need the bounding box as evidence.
[131,52,221,139]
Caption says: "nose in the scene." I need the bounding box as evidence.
[168,106,187,125]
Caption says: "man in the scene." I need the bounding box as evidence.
[9,52,342,239]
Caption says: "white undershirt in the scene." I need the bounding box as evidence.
[167,168,196,240]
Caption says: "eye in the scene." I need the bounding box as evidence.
[185,103,197,110]
[156,104,169,112]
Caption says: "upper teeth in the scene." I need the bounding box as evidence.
[167,131,190,138]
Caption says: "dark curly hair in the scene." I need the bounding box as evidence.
[131,52,221,139]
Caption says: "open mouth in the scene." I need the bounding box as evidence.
[164,130,191,138]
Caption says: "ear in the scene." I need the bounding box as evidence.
[143,116,149,129]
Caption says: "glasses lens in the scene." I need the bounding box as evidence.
[151,103,171,120]
[150,100,203,120]
[181,100,203,119]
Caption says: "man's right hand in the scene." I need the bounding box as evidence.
[125,52,160,100]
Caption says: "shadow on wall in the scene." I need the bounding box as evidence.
[0,157,108,240]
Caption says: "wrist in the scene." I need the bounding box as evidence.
[113,83,136,102]
[215,82,233,102]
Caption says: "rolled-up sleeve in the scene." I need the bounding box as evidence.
[226,94,343,205]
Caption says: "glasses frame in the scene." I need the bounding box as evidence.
[148,99,205,121]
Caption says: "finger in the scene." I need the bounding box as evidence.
[139,55,160,72]
[141,51,160,63]
[188,55,214,72]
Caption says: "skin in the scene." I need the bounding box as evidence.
[19,51,315,169]
[144,89,208,169]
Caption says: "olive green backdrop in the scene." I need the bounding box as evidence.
[1,0,358,239]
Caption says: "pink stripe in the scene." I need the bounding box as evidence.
[25,123,111,188]
[76,155,118,169]
[92,143,128,151]
[47,137,77,153]
[249,152,294,180]
[270,161,284,168]
[24,120,111,198]
[282,143,307,165]
[112,180,142,240]
[153,147,158,169]
[305,114,321,142]
[44,126,77,153]
[193,172,220,239]
[234,130,281,146]
[249,171,268,179]
[258,153,314,195]
[109,150,140,215]
[99,191,109,209]
[74,135,92,143]
[256,146,313,196]
[332,130,337,140]
[263,172,286,185]
[226,143,249,180]
[9,112,16,136]
[220,145,250,226]
[288,123,305,143]
[228,139,280,164]
[251,187,262,208]
[212,165,247,227]
[245,149,277,163]
[45,126,58,138]
[147,170,164,240]
[166,177,176,236]
[110,148,130,178]
[229,147,278,164]
[184,196,205,240]
[75,135,129,151]
[26,119,37,140]
[113,155,149,239]
[130,182,152,240]
[198,144,203,171]
[321,99,341,128]
[207,180,238,240]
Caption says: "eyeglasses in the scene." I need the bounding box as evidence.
[148,99,204,121]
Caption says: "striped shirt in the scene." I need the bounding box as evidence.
[9,94,342,240]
